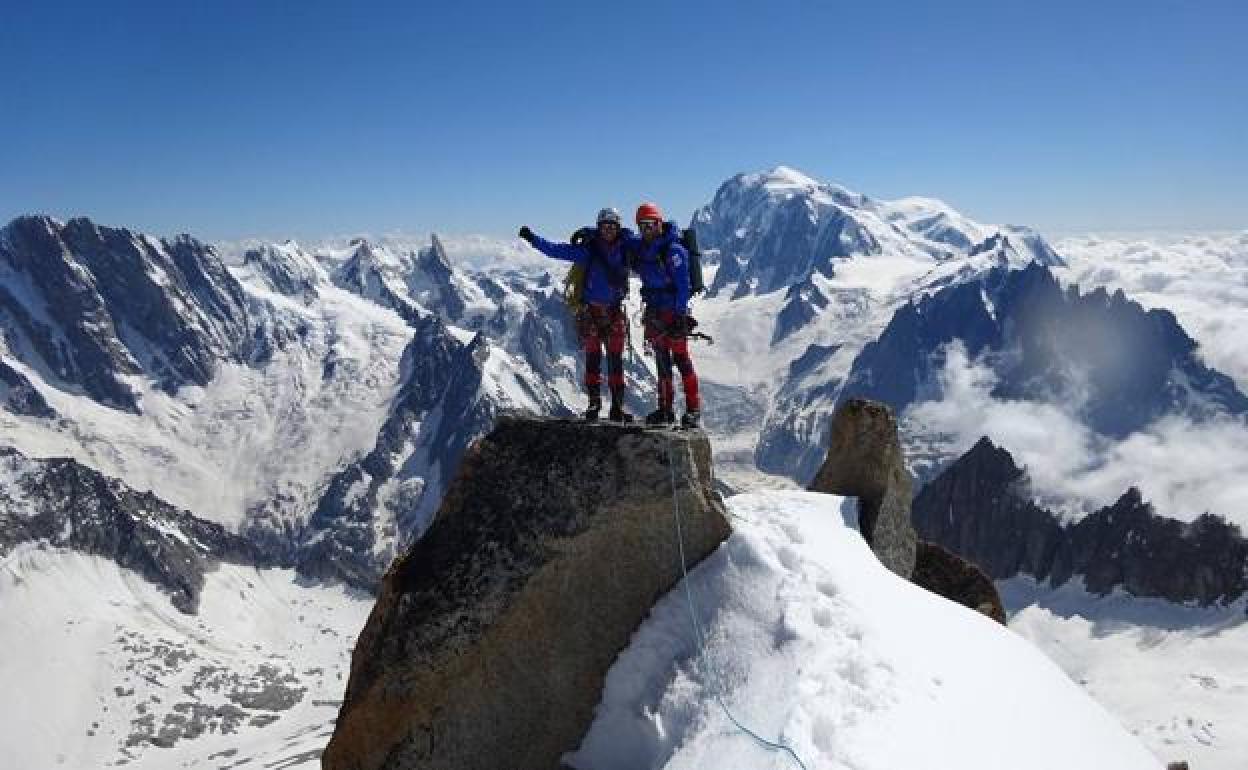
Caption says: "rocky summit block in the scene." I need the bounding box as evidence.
[911,541,1007,624]
[322,415,732,770]
[809,398,918,579]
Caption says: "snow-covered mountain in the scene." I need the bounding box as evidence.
[0,216,252,413]
[686,171,1248,505]
[0,214,613,767]
[0,215,634,589]
[3,180,1243,768]
[840,261,1248,486]
[687,168,1075,485]
[694,166,1061,300]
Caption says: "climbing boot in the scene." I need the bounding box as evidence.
[584,395,602,422]
[644,407,675,426]
[680,409,701,429]
[608,404,633,423]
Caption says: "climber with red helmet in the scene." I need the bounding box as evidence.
[519,208,634,422]
[629,202,701,428]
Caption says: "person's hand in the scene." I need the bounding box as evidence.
[518,226,535,243]
[570,227,594,247]
[677,313,697,333]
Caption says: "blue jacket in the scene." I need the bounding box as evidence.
[628,222,690,314]
[528,228,632,305]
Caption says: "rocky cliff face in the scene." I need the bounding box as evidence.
[0,358,52,416]
[912,437,1248,605]
[809,398,918,579]
[0,216,251,412]
[0,446,268,612]
[332,239,427,326]
[290,316,489,590]
[322,416,732,770]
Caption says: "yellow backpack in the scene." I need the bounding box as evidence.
[561,227,596,315]
[563,262,588,314]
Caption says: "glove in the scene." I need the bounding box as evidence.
[569,227,594,247]
[518,225,535,243]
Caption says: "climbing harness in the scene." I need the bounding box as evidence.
[663,437,810,770]
[645,312,714,345]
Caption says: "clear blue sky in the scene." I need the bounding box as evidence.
[2,0,1245,241]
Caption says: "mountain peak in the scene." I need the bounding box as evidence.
[761,164,822,188]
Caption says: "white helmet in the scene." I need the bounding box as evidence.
[596,207,622,225]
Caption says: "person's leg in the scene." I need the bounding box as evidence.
[606,305,629,421]
[644,310,675,424]
[670,334,701,419]
[580,311,604,419]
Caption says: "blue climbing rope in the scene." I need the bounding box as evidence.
[664,437,810,770]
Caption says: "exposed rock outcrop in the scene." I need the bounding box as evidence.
[0,216,252,412]
[912,541,1006,624]
[0,359,53,417]
[809,398,917,578]
[912,436,1248,605]
[0,446,269,612]
[322,416,731,770]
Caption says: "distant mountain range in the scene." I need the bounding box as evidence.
[3,168,1246,769]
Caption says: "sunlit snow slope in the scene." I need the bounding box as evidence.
[1003,578,1248,770]
[568,491,1161,770]
[0,546,372,769]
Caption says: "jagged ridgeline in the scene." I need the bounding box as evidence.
[761,260,1248,484]
[912,437,1248,606]
[0,214,657,594]
[0,216,251,412]
[0,446,268,613]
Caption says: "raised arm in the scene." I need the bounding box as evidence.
[518,226,588,264]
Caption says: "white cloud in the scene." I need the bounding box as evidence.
[906,341,1248,529]
[1055,231,1248,391]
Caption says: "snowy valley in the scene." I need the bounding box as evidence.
[2,168,1245,769]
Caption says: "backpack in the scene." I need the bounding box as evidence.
[562,262,588,314]
[562,227,626,314]
[659,226,706,296]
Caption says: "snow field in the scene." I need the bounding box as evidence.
[569,490,1159,770]
[0,282,413,532]
[0,545,372,769]
[1004,577,1248,770]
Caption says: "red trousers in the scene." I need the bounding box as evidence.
[643,308,701,411]
[579,303,626,390]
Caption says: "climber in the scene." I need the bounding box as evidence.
[628,202,702,429]
[519,209,633,422]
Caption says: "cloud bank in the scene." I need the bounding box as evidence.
[1056,231,1248,391]
[906,342,1248,529]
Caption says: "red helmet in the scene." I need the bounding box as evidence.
[635,202,664,224]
